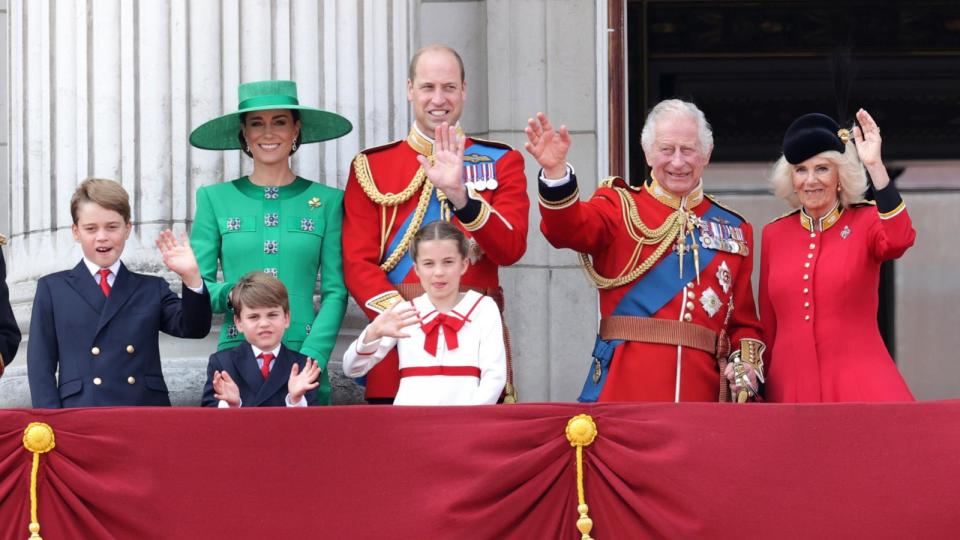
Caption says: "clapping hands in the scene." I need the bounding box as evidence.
[288,358,321,404]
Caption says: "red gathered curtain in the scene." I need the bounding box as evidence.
[2,402,959,539]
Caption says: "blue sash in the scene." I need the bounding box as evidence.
[384,191,442,284]
[578,202,742,402]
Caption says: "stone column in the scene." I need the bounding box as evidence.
[418,0,603,401]
[1,0,413,405]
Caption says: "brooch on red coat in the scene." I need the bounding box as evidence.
[840,225,851,239]
[700,287,722,317]
[716,261,732,293]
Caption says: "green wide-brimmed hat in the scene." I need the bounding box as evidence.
[189,80,352,150]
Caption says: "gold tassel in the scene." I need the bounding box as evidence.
[22,422,56,540]
[565,414,598,540]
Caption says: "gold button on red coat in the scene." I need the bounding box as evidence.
[804,315,810,321]
[683,313,692,322]
[809,243,816,249]
[685,301,695,310]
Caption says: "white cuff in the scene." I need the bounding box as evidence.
[285,393,308,407]
[539,164,573,187]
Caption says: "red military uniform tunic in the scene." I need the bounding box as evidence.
[539,174,763,402]
[342,125,529,399]
[760,184,915,402]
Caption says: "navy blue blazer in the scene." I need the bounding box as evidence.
[0,250,21,373]
[28,261,212,408]
[201,342,319,407]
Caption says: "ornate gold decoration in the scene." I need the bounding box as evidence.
[308,196,321,210]
[364,291,405,314]
[502,382,518,404]
[460,196,491,232]
[565,414,598,540]
[729,338,765,403]
[799,202,843,232]
[353,153,439,273]
[539,186,581,210]
[579,183,687,289]
[353,153,427,207]
[22,422,56,540]
[837,128,851,144]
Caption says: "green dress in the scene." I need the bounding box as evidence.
[191,176,347,404]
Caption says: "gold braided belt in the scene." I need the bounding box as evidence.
[599,315,727,356]
[353,153,443,273]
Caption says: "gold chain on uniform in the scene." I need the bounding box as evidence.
[354,153,445,272]
[579,186,688,289]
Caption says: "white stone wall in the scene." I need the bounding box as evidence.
[6,0,411,283]
[2,0,413,405]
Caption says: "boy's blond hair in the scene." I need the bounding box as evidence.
[70,178,131,224]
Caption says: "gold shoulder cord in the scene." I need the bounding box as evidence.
[579,186,686,289]
[354,153,425,207]
[354,153,439,272]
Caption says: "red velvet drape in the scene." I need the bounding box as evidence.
[1,402,958,539]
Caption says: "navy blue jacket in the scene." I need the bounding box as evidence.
[201,342,319,407]
[28,261,212,408]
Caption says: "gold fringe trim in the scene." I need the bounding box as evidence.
[566,414,598,540]
[579,186,686,289]
[22,422,56,540]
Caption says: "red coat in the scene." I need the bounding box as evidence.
[539,175,763,402]
[760,192,916,402]
[342,129,529,399]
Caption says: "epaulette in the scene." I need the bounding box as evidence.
[705,194,749,222]
[768,208,801,224]
[600,176,636,191]
[359,139,404,155]
[468,136,514,151]
[0,233,6,246]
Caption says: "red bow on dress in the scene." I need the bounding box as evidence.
[421,313,465,356]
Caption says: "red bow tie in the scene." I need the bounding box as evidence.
[421,313,465,356]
